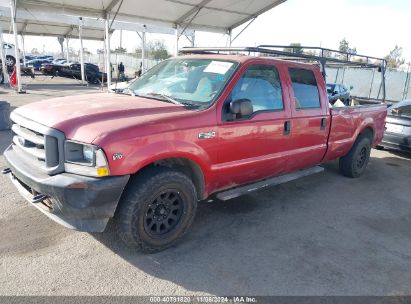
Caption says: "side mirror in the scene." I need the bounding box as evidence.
[229,99,253,120]
[350,86,354,90]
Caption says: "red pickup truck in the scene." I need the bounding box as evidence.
[3,53,387,252]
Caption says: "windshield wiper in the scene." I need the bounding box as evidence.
[145,92,184,106]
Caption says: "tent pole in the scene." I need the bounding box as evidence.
[381,62,386,102]
[0,25,9,84]
[65,37,69,62]
[229,17,257,46]
[105,16,112,88]
[21,34,26,66]
[10,0,23,92]
[174,26,179,57]
[142,25,146,73]
[79,17,86,85]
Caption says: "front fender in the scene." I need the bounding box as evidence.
[103,138,213,186]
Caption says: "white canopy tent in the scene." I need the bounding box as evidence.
[2,0,286,33]
[1,0,287,91]
[0,4,189,90]
[0,15,108,82]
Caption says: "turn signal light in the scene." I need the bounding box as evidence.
[97,167,109,177]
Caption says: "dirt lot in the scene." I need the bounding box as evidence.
[1,78,411,296]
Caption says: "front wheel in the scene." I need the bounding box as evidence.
[115,167,198,253]
[5,55,15,68]
[339,136,371,178]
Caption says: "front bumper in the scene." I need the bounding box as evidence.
[380,132,411,152]
[3,146,130,232]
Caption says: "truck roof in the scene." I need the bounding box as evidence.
[178,53,319,69]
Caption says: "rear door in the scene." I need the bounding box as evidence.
[214,60,292,189]
[286,65,330,171]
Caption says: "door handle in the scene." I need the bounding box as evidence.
[320,118,326,130]
[284,120,291,135]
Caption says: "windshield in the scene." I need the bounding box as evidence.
[128,58,238,108]
[390,100,411,117]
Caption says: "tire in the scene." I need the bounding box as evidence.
[5,55,15,68]
[115,166,198,253]
[339,135,372,178]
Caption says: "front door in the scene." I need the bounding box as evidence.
[213,61,292,190]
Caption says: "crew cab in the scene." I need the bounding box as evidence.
[3,52,387,252]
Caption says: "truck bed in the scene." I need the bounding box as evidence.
[323,103,387,162]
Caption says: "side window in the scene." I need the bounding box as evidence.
[230,64,284,113]
[289,68,321,109]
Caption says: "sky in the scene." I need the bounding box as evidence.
[4,0,411,62]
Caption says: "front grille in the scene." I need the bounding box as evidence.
[10,112,65,175]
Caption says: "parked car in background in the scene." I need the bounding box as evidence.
[1,42,22,70]
[26,58,53,70]
[53,58,67,64]
[58,62,107,84]
[40,62,65,75]
[327,83,352,105]
[25,55,36,61]
[379,99,411,152]
[36,55,54,60]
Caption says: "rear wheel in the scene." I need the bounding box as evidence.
[115,167,197,253]
[339,135,372,178]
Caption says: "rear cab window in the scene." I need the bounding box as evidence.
[289,68,321,109]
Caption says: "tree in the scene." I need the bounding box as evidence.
[339,38,357,54]
[57,37,65,57]
[284,43,303,54]
[147,40,171,60]
[385,45,405,69]
[113,47,127,54]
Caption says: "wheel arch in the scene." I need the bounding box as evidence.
[358,125,375,142]
[129,157,206,201]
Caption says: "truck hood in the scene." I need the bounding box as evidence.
[14,93,190,143]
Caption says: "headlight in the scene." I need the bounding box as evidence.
[64,140,110,177]
[82,145,94,163]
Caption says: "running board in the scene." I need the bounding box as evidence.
[216,166,324,201]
